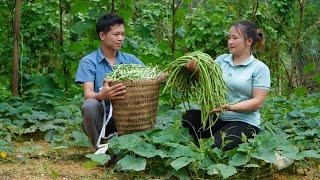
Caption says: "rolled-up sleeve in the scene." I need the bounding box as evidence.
[253,64,271,90]
[75,58,95,84]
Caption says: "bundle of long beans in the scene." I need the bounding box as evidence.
[163,51,227,127]
[105,64,161,81]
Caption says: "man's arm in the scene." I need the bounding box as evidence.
[82,80,126,100]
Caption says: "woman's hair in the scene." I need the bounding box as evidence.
[96,13,124,38]
[231,21,265,51]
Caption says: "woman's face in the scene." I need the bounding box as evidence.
[227,26,251,56]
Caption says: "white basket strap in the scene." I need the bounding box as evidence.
[96,100,113,148]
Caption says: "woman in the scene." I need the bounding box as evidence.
[183,20,271,151]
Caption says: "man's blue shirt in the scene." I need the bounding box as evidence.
[75,47,144,117]
[75,47,144,92]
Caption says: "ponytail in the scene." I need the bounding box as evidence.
[256,29,265,51]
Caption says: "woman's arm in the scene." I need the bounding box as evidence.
[211,88,268,113]
[223,88,268,112]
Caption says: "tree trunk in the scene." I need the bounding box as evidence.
[171,0,176,61]
[59,0,68,91]
[295,1,305,86]
[171,0,182,61]
[290,0,305,92]
[12,0,22,96]
[111,0,115,13]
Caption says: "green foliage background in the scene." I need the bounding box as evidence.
[0,0,319,98]
[0,0,319,179]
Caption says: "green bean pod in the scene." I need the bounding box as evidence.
[164,51,227,127]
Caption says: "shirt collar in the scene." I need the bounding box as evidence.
[97,47,105,63]
[97,47,122,64]
[223,54,254,66]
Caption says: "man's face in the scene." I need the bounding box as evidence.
[99,24,125,51]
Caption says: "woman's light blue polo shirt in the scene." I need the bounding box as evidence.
[215,54,271,128]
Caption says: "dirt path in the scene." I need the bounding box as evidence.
[1,159,106,180]
[0,141,117,180]
[0,141,319,180]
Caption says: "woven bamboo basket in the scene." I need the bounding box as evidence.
[111,79,161,135]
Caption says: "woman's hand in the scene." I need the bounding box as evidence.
[210,104,232,113]
[210,89,269,113]
[186,59,200,80]
[186,60,197,71]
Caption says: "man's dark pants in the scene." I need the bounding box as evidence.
[81,99,116,148]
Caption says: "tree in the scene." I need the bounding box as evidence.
[12,0,22,96]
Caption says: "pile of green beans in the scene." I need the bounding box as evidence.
[105,64,161,81]
[163,51,227,127]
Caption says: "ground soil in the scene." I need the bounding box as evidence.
[1,159,105,180]
[0,141,116,180]
[0,141,319,180]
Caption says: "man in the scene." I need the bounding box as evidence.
[75,13,144,149]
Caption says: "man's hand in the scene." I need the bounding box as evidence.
[99,79,126,100]
[157,72,168,83]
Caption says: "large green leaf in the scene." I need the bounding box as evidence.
[0,103,10,113]
[170,144,198,159]
[278,145,300,160]
[302,107,320,114]
[85,153,110,165]
[38,123,58,132]
[24,125,38,133]
[170,157,195,171]
[131,141,168,158]
[151,129,180,146]
[296,129,317,137]
[55,109,73,119]
[0,140,13,154]
[72,21,95,37]
[109,134,143,150]
[250,148,277,164]
[70,0,90,14]
[117,155,146,171]
[207,164,237,179]
[71,131,91,147]
[296,150,320,160]
[152,127,191,147]
[27,111,53,122]
[229,152,250,166]
[288,110,305,118]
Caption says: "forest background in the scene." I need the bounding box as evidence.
[0,0,319,179]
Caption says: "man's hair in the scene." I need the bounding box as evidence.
[96,13,124,37]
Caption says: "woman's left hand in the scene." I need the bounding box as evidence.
[210,104,232,113]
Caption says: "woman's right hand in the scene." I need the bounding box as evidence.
[186,59,200,81]
[186,60,197,71]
